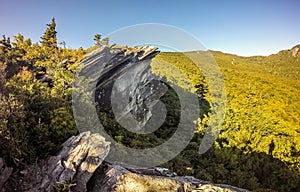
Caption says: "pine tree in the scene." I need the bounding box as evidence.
[94,34,101,45]
[40,17,57,48]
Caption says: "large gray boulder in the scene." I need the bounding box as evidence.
[88,161,248,192]
[17,131,110,192]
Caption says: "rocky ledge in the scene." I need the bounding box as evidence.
[2,132,248,192]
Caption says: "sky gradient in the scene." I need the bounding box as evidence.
[1,0,299,56]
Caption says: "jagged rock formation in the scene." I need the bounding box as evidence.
[5,132,248,192]
[75,45,165,133]
[97,46,165,132]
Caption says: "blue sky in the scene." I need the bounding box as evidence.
[1,0,299,56]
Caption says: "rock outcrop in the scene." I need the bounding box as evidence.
[5,132,248,192]
[88,160,248,192]
[12,132,110,192]
[75,45,164,133]
[291,45,300,57]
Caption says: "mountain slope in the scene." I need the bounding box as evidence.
[211,48,300,167]
[152,47,300,191]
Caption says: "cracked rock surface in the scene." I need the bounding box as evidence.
[16,131,110,192]
[88,161,249,192]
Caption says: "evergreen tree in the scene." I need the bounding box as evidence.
[40,17,57,48]
[94,34,101,45]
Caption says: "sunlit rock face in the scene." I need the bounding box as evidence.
[291,45,300,57]
[82,45,167,132]
[14,132,110,192]
[88,161,249,192]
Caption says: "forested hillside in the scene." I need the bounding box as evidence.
[153,50,300,191]
[212,50,300,169]
[0,19,299,191]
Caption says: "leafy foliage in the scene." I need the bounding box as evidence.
[53,177,76,192]
[0,19,85,167]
